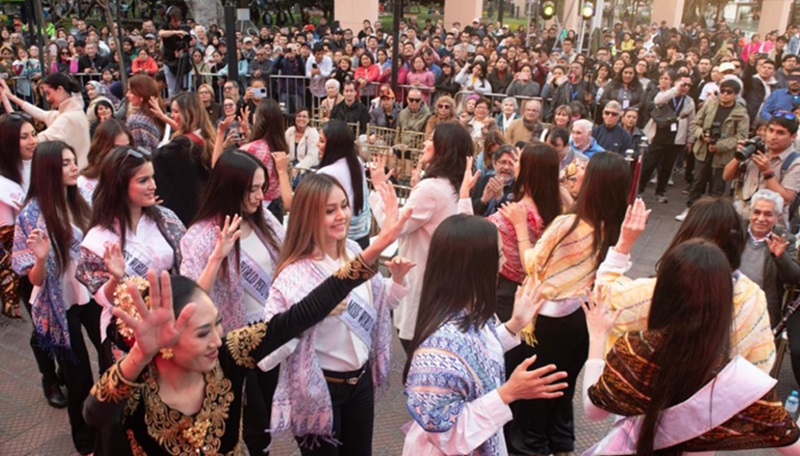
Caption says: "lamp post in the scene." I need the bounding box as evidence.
[225,0,239,84]
[391,0,402,93]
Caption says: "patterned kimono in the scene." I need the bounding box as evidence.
[83,256,380,456]
[11,199,88,355]
[0,175,26,318]
[596,248,776,373]
[585,331,799,455]
[263,240,398,443]
[180,207,286,334]
[404,314,518,456]
[76,206,185,350]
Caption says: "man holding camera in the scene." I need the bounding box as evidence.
[724,113,800,229]
[158,6,191,97]
[676,79,749,221]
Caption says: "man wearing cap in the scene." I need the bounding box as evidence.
[725,113,800,228]
[331,28,346,52]
[677,79,749,221]
[760,68,800,122]
[369,86,402,141]
[241,36,256,64]
[745,59,779,125]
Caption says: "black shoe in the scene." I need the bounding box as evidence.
[42,379,68,409]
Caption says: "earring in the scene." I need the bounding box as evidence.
[159,348,174,360]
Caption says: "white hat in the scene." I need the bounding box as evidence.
[719,62,736,73]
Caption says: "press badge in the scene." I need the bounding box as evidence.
[622,100,630,109]
[670,122,678,132]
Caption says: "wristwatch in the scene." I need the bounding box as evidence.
[763,171,776,180]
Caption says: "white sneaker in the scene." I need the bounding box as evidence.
[649,176,657,184]
[675,209,688,222]
[668,177,674,186]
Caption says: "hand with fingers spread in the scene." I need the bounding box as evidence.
[217,115,236,134]
[506,279,545,335]
[239,106,252,139]
[112,271,197,360]
[582,285,622,352]
[369,154,392,191]
[766,232,790,258]
[210,215,242,262]
[497,355,569,404]
[459,156,481,199]
[103,243,126,281]
[26,229,51,261]
[614,198,651,255]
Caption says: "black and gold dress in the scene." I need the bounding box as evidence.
[83,255,376,455]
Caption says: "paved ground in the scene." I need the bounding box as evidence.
[0,182,794,455]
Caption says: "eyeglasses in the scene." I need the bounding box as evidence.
[719,89,736,95]
[121,146,152,166]
[437,104,451,109]
[495,159,515,167]
[224,103,236,108]
[603,111,620,117]
[408,98,421,103]
[198,90,212,95]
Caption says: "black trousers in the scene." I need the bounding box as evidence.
[298,364,374,456]
[243,367,280,455]
[786,309,800,388]
[20,279,59,386]
[638,143,683,195]
[64,302,103,454]
[505,311,588,455]
[686,158,725,207]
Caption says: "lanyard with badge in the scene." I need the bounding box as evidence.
[670,96,685,132]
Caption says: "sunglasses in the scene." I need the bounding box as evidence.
[4,111,32,122]
[408,98,421,103]
[719,89,736,95]
[437,104,451,109]
[603,111,620,116]
[774,110,798,121]
[121,146,152,166]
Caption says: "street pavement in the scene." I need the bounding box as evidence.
[0,182,794,455]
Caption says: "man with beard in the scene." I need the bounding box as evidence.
[470,146,518,216]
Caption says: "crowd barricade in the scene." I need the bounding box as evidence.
[363,82,436,106]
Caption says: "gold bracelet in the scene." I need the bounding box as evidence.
[517,237,530,244]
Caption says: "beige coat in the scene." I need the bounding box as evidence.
[22,95,90,169]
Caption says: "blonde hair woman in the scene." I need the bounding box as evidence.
[424,95,456,139]
[261,173,414,454]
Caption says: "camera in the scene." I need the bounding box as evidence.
[735,137,766,161]
[705,121,722,145]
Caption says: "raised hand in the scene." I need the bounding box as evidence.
[766,232,790,258]
[507,279,545,335]
[369,154,392,190]
[582,285,622,341]
[112,271,197,359]
[459,156,481,198]
[498,355,568,404]
[385,256,416,284]
[364,209,414,265]
[615,198,650,255]
[26,229,51,261]
[239,106,252,139]
[499,201,527,227]
[210,215,242,262]
[272,151,290,174]
[103,243,126,280]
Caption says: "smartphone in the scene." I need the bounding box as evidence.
[248,87,268,99]
[312,63,318,69]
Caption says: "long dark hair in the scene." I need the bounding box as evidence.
[0,113,32,185]
[513,143,561,227]
[612,63,643,91]
[42,72,81,94]
[83,119,133,179]
[547,152,630,266]
[403,214,500,381]
[90,146,158,251]
[26,141,91,275]
[637,239,734,456]
[250,98,289,154]
[424,122,472,196]
[128,74,166,133]
[318,120,365,215]
[658,197,745,271]
[192,150,280,277]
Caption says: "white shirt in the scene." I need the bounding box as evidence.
[30,224,91,308]
[318,157,359,210]
[82,215,175,341]
[403,323,520,455]
[240,230,274,325]
[77,175,98,204]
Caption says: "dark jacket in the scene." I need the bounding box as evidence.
[331,100,371,135]
[598,80,646,112]
[744,224,800,327]
[470,174,514,216]
[153,135,210,226]
[592,123,633,154]
[744,76,778,125]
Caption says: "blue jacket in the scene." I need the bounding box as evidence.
[570,137,605,158]
[759,88,800,122]
[592,124,632,155]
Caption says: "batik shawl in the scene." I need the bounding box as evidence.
[405,313,505,456]
[181,206,285,334]
[0,175,25,318]
[266,240,394,444]
[587,331,798,454]
[11,199,83,356]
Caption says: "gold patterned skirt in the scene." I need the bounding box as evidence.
[0,225,20,318]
